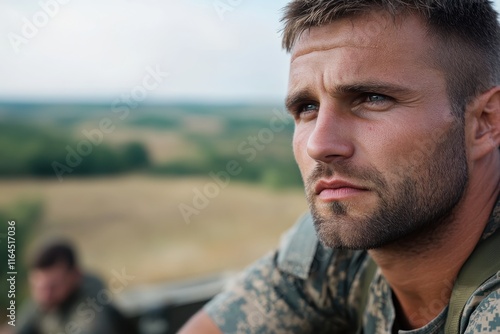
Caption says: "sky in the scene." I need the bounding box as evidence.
[1,0,500,104]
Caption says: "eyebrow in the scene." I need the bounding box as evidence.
[285,88,316,112]
[285,81,414,111]
[336,82,414,96]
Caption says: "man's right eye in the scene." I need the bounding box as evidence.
[301,104,319,112]
[296,103,319,119]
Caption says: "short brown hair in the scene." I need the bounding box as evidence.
[281,0,500,117]
[30,240,77,270]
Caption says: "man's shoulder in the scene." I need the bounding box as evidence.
[81,272,106,296]
[463,272,500,333]
[205,212,372,333]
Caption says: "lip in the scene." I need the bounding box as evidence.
[314,179,369,201]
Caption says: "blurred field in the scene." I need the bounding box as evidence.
[0,176,308,286]
[0,102,307,314]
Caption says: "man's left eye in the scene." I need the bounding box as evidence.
[353,93,395,112]
[365,94,388,103]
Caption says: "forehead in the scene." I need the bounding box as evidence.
[291,12,431,60]
[31,264,70,279]
[288,12,439,89]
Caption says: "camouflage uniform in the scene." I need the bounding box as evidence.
[17,274,133,334]
[205,198,500,333]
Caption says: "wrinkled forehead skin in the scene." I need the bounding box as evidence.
[290,10,437,65]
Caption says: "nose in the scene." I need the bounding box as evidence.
[306,105,354,163]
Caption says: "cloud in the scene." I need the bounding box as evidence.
[0,0,290,103]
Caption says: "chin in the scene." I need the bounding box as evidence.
[313,213,393,250]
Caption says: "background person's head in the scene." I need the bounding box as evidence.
[29,241,82,311]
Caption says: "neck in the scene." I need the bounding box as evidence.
[369,164,500,330]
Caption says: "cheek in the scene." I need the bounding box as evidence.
[292,131,300,159]
[293,126,310,166]
[374,125,446,177]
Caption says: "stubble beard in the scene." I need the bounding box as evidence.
[305,124,469,250]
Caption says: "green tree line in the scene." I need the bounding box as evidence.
[0,123,149,178]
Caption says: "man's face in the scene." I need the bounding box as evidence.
[287,13,469,249]
[29,263,80,311]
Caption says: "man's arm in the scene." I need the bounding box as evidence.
[177,310,222,334]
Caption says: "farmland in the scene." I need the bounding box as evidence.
[0,102,307,288]
[1,176,307,284]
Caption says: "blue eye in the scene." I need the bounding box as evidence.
[352,93,395,113]
[366,94,387,103]
[287,103,319,121]
[300,104,319,113]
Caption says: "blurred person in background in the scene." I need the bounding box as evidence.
[17,240,134,334]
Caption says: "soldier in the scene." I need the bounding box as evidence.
[180,0,500,333]
[17,240,133,334]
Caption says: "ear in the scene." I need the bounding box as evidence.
[466,86,500,161]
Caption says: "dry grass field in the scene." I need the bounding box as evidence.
[0,176,308,286]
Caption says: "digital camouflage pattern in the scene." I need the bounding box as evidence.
[205,198,500,333]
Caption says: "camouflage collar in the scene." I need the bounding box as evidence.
[480,193,500,241]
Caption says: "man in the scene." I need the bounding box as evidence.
[179,0,500,333]
[18,240,132,334]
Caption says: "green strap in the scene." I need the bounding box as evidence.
[356,230,500,334]
[444,230,500,334]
